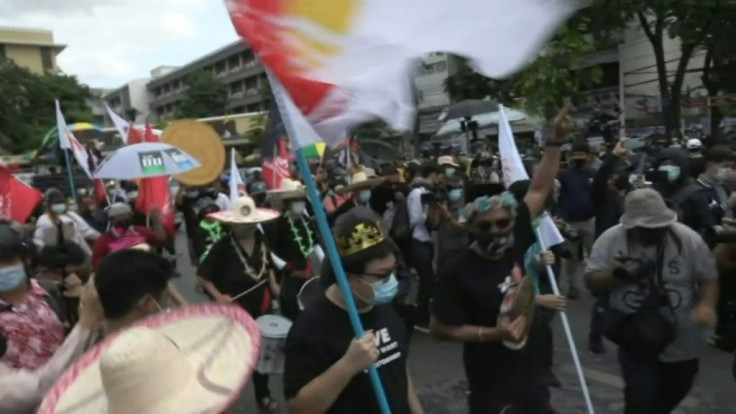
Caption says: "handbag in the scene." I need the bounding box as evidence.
[601,237,677,359]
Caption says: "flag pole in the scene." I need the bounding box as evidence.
[535,228,595,414]
[268,74,392,414]
[62,148,78,205]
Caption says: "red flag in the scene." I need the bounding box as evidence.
[134,124,175,234]
[127,126,144,145]
[86,148,108,205]
[262,138,291,190]
[0,167,43,223]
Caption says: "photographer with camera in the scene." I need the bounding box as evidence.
[429,178,470,272]
[585,188,718,414]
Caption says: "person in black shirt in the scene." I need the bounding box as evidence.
[430,104,570,414]
[284,207,422,414]
[196,195,281,411]
[264,179,321,321]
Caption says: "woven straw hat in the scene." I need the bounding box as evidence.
[267,178,307,201]
[160,120,225,186]
[209,195,280,224]
[39,304,261,414]
[341,171,383,193]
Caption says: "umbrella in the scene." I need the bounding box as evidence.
[436,107,529,136]
[439,100,500,121]
[301,142,326,159]
[94,142,201,180]
[67,122,101,132]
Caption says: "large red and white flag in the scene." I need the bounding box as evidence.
[0,167,43,223]
[135,124,176,235]
[55,100,92,179]
[498,105,564,248]
[226,0,576,148]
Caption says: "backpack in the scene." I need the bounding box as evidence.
[389,199,412,247]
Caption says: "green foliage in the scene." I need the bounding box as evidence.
[444,19,602,118]
[179,71,228,118]
[0,61,92,153]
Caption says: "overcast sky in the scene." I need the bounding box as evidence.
[0,0,238,88]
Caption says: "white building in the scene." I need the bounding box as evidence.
[102,78,152,124]
[414,53,458,134]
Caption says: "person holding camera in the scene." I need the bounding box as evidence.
[430,179,470,272]
[585,188,718,414]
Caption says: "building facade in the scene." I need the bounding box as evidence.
[103,79,151,124]
[0,27,65,75]
[146,40,268,120]
[414,53,458,134]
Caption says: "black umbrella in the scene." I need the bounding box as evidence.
[440,99,499,121]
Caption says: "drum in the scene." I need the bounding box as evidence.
[297,276,325,310]
[255,314,293,374]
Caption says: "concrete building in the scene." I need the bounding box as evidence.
[87,87,113,126]
[0,27,65,75]
[146,40,268,120]
[102,79,151,124]
[414,53,458,134]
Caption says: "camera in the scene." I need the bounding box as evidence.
[707,219,736,244]
[420,187,447,205]
[559,222,580,241]
[612,256,653,284]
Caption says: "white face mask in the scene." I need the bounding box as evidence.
[716,168,730,181]
[51,203,67,214]
[127,191,139,200]
[290,201,306,215]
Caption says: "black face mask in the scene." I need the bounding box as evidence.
[613,175,630,191]
[471,229,514,257]
[570,159,586,169]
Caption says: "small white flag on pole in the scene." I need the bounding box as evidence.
[229,148,245,202]
[498,104,564,247]
[55,100,92,179]
[105,103,131,145]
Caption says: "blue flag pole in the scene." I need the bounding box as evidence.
[62,148,78,205]
[268,74,392,414]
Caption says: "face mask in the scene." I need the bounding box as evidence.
[51,203,67,214]
[570,159,586,170]
[185,190,200,198]
[290,201,306,215]
[658,165,681,183]
[127,191,139,200]
[356,273,398,305]
[716,168,730,181]
[473,230,514,257]
[358,189,372,204]
[613,175,630,191]
[445,167,456,178]
[448,189,464,202]
[0,264,27,292]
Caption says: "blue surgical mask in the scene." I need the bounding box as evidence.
[448,188,463,202]
[358,273,398,305]
[658,165,681,183]
[358,189,372,203]
[0,264,27,292]
[51,203,67,214]
[445,167,456,178]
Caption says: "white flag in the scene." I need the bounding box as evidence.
[55,100,92,179]
[106,103,131,144]
[229,148,246,202]
[497,105,565,248]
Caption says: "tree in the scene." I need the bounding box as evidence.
[444,17,602,118]
[589,0,724,137]
[179,71,228,118]
[0,61,92,153]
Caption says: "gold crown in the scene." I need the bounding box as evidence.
[337,222,385,257]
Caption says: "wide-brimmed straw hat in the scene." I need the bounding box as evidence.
[341,170,384,193]
[620,188,677,229]
[267,179,307,201]
[437,155,459,167]
[209,195,280,224]
[39,304,261,414]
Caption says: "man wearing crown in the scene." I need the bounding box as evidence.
[284,207,423,414]
[429,103,572,413]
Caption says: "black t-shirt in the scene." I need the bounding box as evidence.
[197,234,273,316]
[263,215,318,271]
[431,201,538,397]
[284,295,410,414]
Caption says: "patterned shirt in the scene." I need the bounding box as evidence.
[0,280,65,370]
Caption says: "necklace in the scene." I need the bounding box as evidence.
[286,213,315,258]
[231,236,268,281]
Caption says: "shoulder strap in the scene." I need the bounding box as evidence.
[35,278,69,328]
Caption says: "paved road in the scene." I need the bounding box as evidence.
[170,231,735,413]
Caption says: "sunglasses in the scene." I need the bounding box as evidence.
[475,218,513,231]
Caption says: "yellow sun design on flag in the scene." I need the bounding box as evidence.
[285,0,360,71]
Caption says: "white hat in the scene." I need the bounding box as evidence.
[106,203,132,218]
[686,138,702,150]
[437,155,459,167]
[39,304,261,414]
[209,195,280,224]
[267,178,307,201]
[620,188,677,229]
[341,170,383,193]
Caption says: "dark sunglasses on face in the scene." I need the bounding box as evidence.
[475,219,513,232]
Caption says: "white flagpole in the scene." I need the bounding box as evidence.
[535,228,595,414]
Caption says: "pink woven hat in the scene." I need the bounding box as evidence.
[39,304,261,414]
